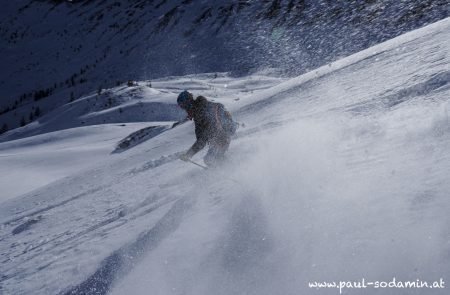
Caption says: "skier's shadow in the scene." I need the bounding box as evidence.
[218,194,273,273]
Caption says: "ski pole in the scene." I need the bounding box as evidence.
[186,159,208,170]
[182,157,252,195]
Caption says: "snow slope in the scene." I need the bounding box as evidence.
[0,123,169,202]
[1,17,450,295]
[0,72,285,202]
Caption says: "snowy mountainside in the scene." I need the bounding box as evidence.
[0,17,449,295]
[0,0,448,133]
[0,72,285,201]
[0,72,285,142]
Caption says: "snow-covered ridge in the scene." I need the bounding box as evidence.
[0,72,285,142]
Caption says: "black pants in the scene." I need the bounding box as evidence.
[204,140,230,167]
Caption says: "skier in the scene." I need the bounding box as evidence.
[177,90,237,167]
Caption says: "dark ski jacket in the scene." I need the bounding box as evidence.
[186,96,234,157]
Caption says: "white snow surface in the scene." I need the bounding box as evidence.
[1,18,450,295]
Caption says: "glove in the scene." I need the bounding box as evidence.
[179,153,191,162]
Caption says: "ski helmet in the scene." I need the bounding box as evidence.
[177,90,193,109]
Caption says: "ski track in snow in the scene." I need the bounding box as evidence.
[1,18,450,295]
